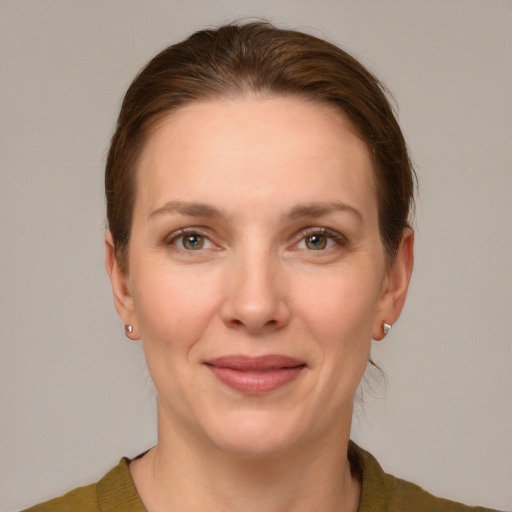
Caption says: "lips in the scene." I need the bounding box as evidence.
[204,355,306,395]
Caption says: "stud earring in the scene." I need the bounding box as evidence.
[383,322,392,335]
[124,325,133,334]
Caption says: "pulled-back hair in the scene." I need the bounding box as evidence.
[106,21,414,271]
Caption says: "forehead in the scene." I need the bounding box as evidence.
[134,96,377,218]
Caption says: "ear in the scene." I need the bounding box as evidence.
[105,231,139,340]
[373,228,414,341]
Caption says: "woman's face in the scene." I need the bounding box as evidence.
[107,96,412,455]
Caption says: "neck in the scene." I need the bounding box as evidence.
[130,404,360,512]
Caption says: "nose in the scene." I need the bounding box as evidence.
[221,247,290,334]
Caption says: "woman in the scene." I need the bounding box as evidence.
[24,21,501,512]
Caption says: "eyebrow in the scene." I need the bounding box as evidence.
[286,201,363,223]
[148,201,227,220]
[148,200,363,223]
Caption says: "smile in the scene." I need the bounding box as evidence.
[204,355,307,395]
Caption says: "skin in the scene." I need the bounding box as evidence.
[106,96,414,512]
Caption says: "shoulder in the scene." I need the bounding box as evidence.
[349,441,503,512]
[21,483,99,512]
[21,458,146,512]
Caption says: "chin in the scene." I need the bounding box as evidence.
[203,409,306,457]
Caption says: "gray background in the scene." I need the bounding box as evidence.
[1,1,511,510]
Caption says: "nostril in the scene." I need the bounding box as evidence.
[220,287,291,333]
[226,316,281,331]
[230,319,244,327]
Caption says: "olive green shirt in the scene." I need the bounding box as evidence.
[22,442,501,511]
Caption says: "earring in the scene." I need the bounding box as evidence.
[124,325,133,334]
[383,322,392,335]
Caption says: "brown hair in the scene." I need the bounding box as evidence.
[106,21,414,271]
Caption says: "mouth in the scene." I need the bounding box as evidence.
[204,355,307,395]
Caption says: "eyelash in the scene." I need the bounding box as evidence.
[165,227,214,251]
[295,227,348,251]
[166,226,347,253]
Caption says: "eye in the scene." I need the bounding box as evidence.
[304,233,329,250]
[167,229,215,251]
[295,228,346,251]
[181,233,205,250]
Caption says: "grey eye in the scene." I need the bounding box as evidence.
[182,234,205,250]
[305,234,328,250]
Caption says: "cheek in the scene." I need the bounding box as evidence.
[131,264,226,410]
[294,266,382,381]
[298,267,381,339]
[283,267,382,430]
[132,262,224,349]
